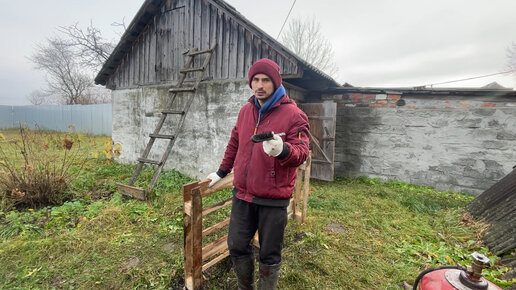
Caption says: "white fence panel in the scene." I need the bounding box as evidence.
[0,104,112,135]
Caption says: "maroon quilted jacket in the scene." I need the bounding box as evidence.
[217,94,310,206]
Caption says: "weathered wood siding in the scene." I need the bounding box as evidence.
[468,167,516,268]
[106,0,300,89]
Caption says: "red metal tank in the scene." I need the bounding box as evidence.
[416,252,502,290]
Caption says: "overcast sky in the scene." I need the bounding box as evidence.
[1,0,515,106]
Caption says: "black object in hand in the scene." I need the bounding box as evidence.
[251,131,274,143]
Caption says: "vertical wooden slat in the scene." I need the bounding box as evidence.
[183,182,194,290]
[193,0,202,69]
[222,13,230,79]
[191,186,203,289]
[178,5,186,80]
[229,20,238,79]
[302,154,312,223]
[254,37,261,60]
[166,10,172,81]
[216,9,223,79]
[236,25,245,78]
[244,31,253,74]
[149,19,156,84]
[201,0,210,51]
[209,3,217,79]
[172,8,179,81]
[293,167,303,222]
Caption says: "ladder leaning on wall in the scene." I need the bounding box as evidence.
[118,43,217,200]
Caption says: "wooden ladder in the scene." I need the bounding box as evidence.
[118,43,217,200]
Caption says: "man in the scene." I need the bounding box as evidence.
[206,58,310,289]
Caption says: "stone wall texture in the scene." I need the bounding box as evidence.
[333,92,516,195]
[112,80,250,180]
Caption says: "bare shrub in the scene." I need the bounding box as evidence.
[0,126,88,210]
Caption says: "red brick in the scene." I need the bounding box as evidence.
[388,94,401,101]
[351,93,362,100]
[390,104,396,108]
[363,94,375,101]
[483,103,497,107]
[370,103,386,108]
[407,105,416,109]
[377,100,388,104]
[444,100,450,104]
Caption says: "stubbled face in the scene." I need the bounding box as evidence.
[251,73,275,105]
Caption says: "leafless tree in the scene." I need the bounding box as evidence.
[57,22,115,72]
[280,16,339,78]
[29,38,94,105]
[28,22,120,105]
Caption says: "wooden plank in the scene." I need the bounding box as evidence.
[202,250,229,272]
[149,19,156,83]
[202,234,229,261]
[244,31,253,75]
[228,19,238,79]
[193,0,202,69]
[216,9,223,79]
[236,25,245,78]
[201,0,210,52]
[222,13,230,79]
[202,217,230,237]
[202,198,232,217]
[183,182,194,290]
[191,186,203,289]
[118,183,146,200]
[302,155,312,223]
[209,3,217,79]
[254,37,261,60]
[293,167,303,222]
[202,171,234,197]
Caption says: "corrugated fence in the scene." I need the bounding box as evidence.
[0,104,112,135]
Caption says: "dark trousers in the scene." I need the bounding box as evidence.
[227,195,288,265]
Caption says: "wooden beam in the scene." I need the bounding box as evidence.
[202,250,229,272]
[202,234,229,261]
[202,218,230,237]
[202,198,232,217]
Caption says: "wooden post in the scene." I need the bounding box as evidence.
[183,182,203,290]
[301,154,312,223]
[191,187,203,289]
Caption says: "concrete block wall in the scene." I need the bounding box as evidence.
[112,80,250,180]
[332,92,516,195]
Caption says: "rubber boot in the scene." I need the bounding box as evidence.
[232,255,255,290]
[258,262,281,290]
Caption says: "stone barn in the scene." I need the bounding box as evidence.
[94,0,339,183]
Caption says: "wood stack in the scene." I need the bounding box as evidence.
[467,166,516,270]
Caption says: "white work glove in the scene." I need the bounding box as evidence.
[262,133,284,157]
[206,172,222,187]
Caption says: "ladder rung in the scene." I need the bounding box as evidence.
[138,158,162,165]
[180,67,205,73]
[187,48,213,56]
[161,110,185,115]
[169,87,195,93]
[149,134,175,140]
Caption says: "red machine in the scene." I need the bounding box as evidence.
[414,252,502,290]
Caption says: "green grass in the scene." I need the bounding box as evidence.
[0,129,514,289]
